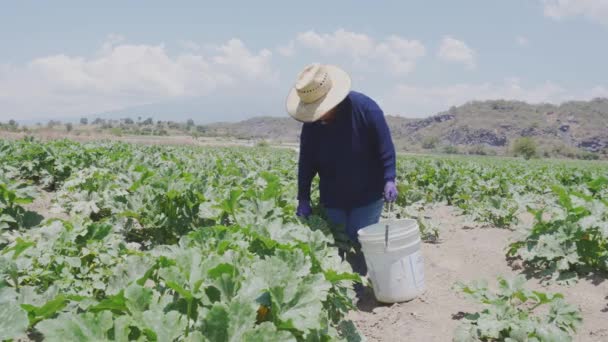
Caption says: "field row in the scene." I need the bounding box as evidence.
[0,139,606,341]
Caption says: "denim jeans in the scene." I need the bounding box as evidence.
[325,198,384,276]
[325,198,385,243]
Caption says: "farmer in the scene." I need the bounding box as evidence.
[286,63,398,254]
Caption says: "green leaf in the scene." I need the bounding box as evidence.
[202,303,229,342]
[3,238,35,259]
[37,311,114,342]
[124,283,153,314]
[242,322,296,342]
[337,320,363,342]
[548,299,582,332]
[21,294,68,325]
[477,317,507,339]
[324,270,361,284]
[0,302,29,340]
[453,323,477,342]
[112,315,133,342]
[226,297,257,342]
[89,291,128,313]
[142,309,187,342]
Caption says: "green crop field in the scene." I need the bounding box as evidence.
[1,138,606,341]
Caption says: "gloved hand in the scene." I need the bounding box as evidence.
[384,181,398,202]
[296,200,312,218]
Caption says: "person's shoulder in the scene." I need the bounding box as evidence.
[348,91,381,110]
[348,91,374,104]
[348,91,383,122]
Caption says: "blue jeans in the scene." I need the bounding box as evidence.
[325,198,385,243]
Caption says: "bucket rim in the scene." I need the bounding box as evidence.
[357,218,419,238]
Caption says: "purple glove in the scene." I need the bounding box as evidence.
[296,200,312,218]
[384,181,398,202]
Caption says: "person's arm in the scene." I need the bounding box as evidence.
[297,124,317,201]
[367,100,396,183]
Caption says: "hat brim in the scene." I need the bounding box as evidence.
[286,65,352,123]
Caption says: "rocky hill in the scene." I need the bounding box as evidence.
[201,98,608,158]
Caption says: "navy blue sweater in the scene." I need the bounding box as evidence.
[298,91,396,209]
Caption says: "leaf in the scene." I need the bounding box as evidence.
[202,303,230,342]
[107,255,153,296]
[0,302,29,340]
[89,291,128,313]
[3,238,35,259]
[112,315,133,342]
[242,322,296,342]
[124,283,153,314]
[453,323,478,342]
[142,309,187,342]
[21,294,68,325]
[548,299,582,332]
[337,320,364,342]
[36,311,114,342]
[226,297,257,342]
[477,317,507,339]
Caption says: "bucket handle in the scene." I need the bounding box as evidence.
[384,202,394,251]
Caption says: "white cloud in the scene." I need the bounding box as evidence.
[437,36,476,69]
[589,85,608,97]
[294,29,426,74]
[212,39,274,79]
[516,35,530,46]
[542,0,608,25]
[276,41,295,57]
[382,78,608,117]
[0,36,276,119]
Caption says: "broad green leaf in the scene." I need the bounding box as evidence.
[37,311,114,342]
[0,302,28,340]
[21,294,68,325]
[142,309,187,342]
[202,303,229,341]
[124,283,153,314]
[242,322,296,342]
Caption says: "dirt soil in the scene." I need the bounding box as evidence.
[348,205,608,342]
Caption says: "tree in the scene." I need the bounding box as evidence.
[8,119,17,127]
[186,119,195,128]
[123,118,134,125]
[512,137,537,160]
[442,145,459,154]
[143,117,153,125]
[65,123,73,132]
[421,136,439,149]
[47,120,61,128]
[80,118,88,125]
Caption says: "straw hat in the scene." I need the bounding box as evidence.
[286,63,352,122]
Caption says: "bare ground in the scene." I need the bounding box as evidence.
[349,205,608,342]
[24,188,69,221]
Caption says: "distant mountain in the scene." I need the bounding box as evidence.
[201,98,608,156]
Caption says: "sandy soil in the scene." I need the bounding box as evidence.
[349,205,608,342]
[24,188,69,222]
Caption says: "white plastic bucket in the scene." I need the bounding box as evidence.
[358,218,425,303]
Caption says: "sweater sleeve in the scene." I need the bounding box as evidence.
[297,124,317,201]
[367,100,396,182]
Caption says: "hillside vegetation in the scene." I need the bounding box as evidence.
[202,98,608,159]
[3,98,607,159]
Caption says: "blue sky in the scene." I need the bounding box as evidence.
[1,0,607,123]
